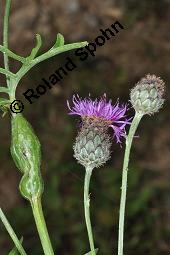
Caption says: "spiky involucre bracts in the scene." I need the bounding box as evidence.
[74,118,112,168]
[130,74,165,115]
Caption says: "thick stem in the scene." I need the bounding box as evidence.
[84,166,96,255]
[118,112,143,255]
[31,197,55,255]
[3,0,11,87]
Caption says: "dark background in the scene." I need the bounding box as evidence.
[0,1,170,254]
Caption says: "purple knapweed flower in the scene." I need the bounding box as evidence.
[67,94,130,169]
[67,94,130,143]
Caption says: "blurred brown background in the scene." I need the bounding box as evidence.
[0,0,170,254]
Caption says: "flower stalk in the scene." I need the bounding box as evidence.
[68,94,130,254]
[118,74,165,255]
[118,112,143,255]
[0,208,27,255]
[84,166,96,255]
[31,198,55,255]
[3,0,11,87]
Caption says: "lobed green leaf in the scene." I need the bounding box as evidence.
[26,34,42,62]
[51,33,65,48]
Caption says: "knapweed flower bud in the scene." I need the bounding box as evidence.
[11,114,43,200]
[68,94,130,169]
[74,118,112,168]
[130,74,165,115]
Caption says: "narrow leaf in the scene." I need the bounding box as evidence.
[33,41,88,66]
[52,33,65,48]
[9,238,23,255]
[9,247,19,255]
[27,34,42,61]
[0,68,15,78]
[85,248,98,254]
[0,208,27,255]
[0,46,25,63]
[15,40,88,82]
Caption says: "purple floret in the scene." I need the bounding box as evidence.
[67,94,131,143]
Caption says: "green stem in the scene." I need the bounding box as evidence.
[0,67,15,78]
[31,197,55,255]
[118,112,143,255]
[0,208,27,255]
[84,166,96,255]
[0,45,25,63]
[3,0,11,87]
[32,41,88,64]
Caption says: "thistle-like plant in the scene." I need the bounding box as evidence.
[67,74,165,255]
[67,94,130,254]
[0,1,87,255]
[0,1,166,255]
